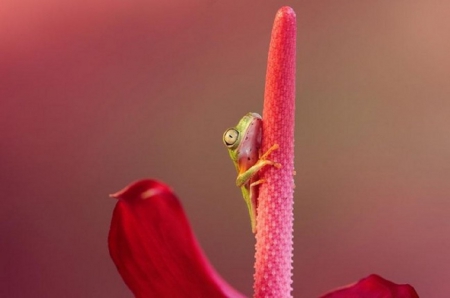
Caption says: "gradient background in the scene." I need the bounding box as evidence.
[2,1,449,297]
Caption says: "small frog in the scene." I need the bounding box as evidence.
[223,112,280,233]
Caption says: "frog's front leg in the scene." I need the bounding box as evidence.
[235,144,281,187]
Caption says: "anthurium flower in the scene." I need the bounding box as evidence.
[108,6,419,298]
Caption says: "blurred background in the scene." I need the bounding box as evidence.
[1,1,449,297]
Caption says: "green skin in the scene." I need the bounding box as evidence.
[223,112,280,233]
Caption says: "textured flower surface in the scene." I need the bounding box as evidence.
[254,5,296,298]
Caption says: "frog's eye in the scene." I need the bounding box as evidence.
[223,128,239,147]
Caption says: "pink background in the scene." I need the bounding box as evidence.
[2,1,449,297]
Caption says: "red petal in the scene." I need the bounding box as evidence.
[319,274,419,298]
[108,179,245,298]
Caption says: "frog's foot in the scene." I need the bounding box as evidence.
[258,144,282,169]
[259,143,279,160]
[250,179,266,188]
[272,161,282,169]
[255,159,282,171]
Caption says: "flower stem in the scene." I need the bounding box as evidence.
[254,6,296,298]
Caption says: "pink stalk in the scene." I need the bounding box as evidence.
[254,6,296,298]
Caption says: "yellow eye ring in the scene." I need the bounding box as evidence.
[223,128,239,147]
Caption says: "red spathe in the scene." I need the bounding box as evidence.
[320,274,419,298]
[108,179,245,298]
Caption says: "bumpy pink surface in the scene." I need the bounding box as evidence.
[254,6,296,298]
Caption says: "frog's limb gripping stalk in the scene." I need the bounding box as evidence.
[250,179,266,188]
[236,144,281,233]
[235,144,281,187]
[259,143,279,160]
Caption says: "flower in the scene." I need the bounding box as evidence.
[108,6,419,298]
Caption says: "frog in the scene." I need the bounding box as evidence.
[223,112,280,233]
